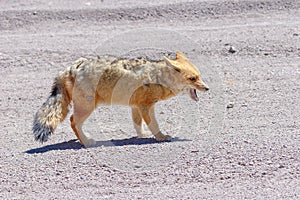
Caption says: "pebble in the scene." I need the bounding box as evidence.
[227,103,234,108]
[228,46,237,53]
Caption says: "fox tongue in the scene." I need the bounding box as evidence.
[190,88,199,101]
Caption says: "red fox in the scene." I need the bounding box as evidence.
[33,51,209,147]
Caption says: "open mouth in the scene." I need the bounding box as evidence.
[190,88,199,101]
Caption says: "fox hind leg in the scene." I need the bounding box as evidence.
[138,105,171,141]
[70,95,97,147]
[70,109,96,147]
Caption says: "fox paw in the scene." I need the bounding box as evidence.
[82,138,96,147]
[137,131,152,138]
[154,133,172,142]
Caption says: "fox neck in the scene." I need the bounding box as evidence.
[149,61,183,95]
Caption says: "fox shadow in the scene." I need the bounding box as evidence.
[25,137,190,154]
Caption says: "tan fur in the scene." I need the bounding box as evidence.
[33,51,209,147]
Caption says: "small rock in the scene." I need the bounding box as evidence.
[278,164,284,169]
[293,33,299,36]
[228,46,237,53]
[32,11,37,15]
[227,103,234,108]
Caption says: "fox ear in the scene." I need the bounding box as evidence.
[164,56,175,66]
[164,56,182,72]
[176,51,187,60]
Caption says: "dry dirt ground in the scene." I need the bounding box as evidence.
[0,0,299,199]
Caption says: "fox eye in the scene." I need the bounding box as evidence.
[189,77,197,82]
[174,68,181,73]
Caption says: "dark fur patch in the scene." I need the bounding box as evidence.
[33,113,52,143]
[50,85,59,97]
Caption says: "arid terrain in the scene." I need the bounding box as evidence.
[0,0,299,199]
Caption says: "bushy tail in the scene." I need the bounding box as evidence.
[33,75,71,143]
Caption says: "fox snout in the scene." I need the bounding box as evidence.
[195,81,209,91]
[189,81,209,101]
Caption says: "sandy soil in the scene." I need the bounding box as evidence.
[0,0,299,199]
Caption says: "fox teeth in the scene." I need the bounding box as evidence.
[190,88,199,101]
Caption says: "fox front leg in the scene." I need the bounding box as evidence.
[131,107,152,138]
[138,105,171,141]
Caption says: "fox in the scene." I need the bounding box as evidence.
[33,51,209,147]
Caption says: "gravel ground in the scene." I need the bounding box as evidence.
[0,0,299,199]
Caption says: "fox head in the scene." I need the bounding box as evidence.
[164,51,209,101]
